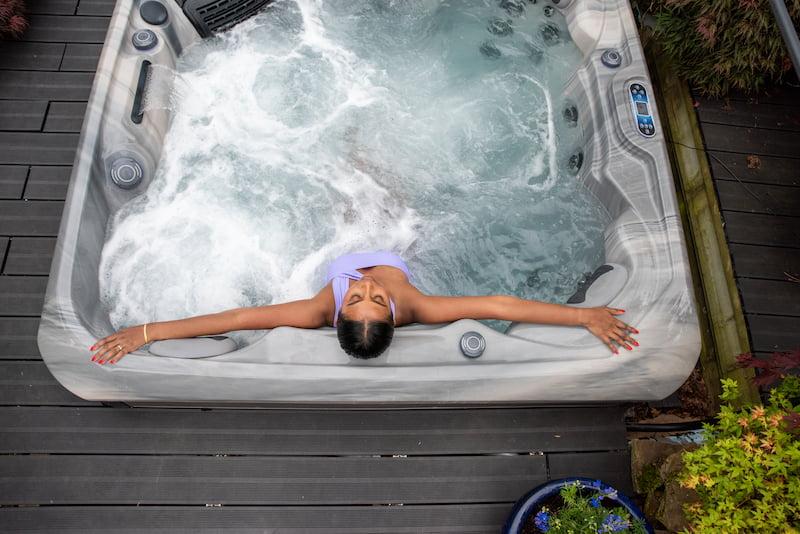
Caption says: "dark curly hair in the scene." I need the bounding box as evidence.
[336,312,394,359]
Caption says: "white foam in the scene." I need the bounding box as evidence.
[100,0,608,337]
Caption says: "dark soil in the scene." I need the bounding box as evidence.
[625,362,714,423]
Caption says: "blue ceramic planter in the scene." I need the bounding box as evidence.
[502,477,654,534]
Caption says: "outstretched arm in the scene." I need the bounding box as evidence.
[90,297,329,365]
[412,295,638,354]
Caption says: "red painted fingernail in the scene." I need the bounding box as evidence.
[625,345,632,351]
[633,341,639,346]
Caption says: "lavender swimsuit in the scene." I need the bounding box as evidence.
[326,251,411,327]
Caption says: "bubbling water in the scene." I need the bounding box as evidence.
[99,0,610,339]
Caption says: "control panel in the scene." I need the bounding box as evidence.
[629,83,655,137]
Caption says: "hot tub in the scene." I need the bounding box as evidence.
[38,0,701,404]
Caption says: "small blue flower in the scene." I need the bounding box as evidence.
[534,510,550,532]
[589,496,601,508]
[598,513,631,533]
[600,486,619,500]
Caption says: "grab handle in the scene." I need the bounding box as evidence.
[131,60,151,124]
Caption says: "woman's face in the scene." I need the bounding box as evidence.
[341,276,393,323]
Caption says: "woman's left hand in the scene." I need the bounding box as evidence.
[90,325,147,365]
[580,307,639,355]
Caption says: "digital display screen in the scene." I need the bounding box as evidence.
[636,101,649,115]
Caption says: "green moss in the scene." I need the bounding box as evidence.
[637,464,663,495]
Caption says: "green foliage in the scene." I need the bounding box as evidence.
[532,480,648,533]
[679,375,800,533]
[633,0,800,96]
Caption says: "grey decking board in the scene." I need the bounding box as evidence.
[0,405,627,455]
[0,42,65,70]
[22,15,110,44]
[714,180,800,217]
[0,237,8,269]
[4,237,56,275]
[0,454,547,505]
[0,165,28,199]
[0,200,65,235]
[728,243,800,281]
[60,43,103,71]
[737,278,800,317]
[548,450,632,494]
[44,101,87,132]
[701,122,800,159]
[0,317,41,360]
[709,150,799,188]
[0,361,96,406]
[725,84,800,107]
[24,166,72,200]
[77,0,118,16]
[0,132,79,164]
[746,315,800,353]
[0,100,48,131]
[695,97,800,132]
[0,70,95,101]
[0,505,512,533]
[721,211,800,248]
[0,275,48,316]
[25,0,79,15]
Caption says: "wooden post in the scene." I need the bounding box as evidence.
[646,44,760,407]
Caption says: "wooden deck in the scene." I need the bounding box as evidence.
[693,86,800,364]
[0,1,633,531]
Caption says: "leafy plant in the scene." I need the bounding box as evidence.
[0,0,27,39]
[633,0,800,96]
[679,348,800,533]
[530,480,648,533]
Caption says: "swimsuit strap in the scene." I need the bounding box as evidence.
[327,251,409,326]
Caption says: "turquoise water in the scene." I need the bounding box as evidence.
[99,0,610,336]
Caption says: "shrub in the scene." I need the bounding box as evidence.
[633,0,800,97]
[0,0,28,39]
[678,349,800,533]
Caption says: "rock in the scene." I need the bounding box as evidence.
[630,439,689,493]
[659,450,692,482]
[657,478,700,532]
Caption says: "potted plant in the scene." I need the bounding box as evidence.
[503,477,653,534]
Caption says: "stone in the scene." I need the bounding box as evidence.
[630,439,689,493]
[657,478,700,532]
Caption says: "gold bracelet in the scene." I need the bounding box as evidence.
[143,323,149,343]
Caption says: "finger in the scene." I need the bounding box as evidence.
[611,331,633,351]
[622,332,639,347]
[108,350,127,364]
[619,321,639,334]
[97,345,123,364]
[91,335,117,353]
[601,336,618,355]
[608,308,625,315]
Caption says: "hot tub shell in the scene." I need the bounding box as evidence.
[38,0,701,404]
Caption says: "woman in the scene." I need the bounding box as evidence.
[90,250,639,364]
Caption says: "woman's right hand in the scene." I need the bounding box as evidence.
[580,307,639,355]
[90,325,148,365]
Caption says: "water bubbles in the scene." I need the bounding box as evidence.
[100,0,607,338]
